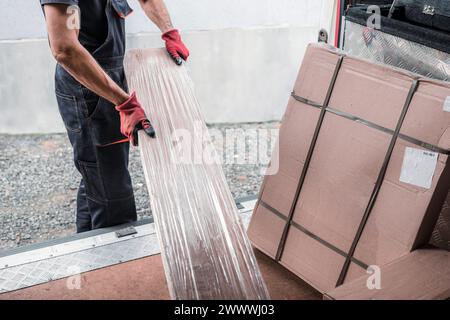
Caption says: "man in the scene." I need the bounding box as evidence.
[40,0,189,232]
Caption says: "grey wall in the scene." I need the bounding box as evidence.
[0,0,335,40]
[0,0,336,133]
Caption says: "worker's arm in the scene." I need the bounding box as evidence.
[44,4,129,105]
[138,0,189,65]
[43,4,155,144]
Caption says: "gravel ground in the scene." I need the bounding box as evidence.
[0,122,279,250]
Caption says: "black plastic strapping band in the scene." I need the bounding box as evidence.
[335,79,420,287]
[259,200,288,222]
[291,221,369,270]
[259,200,369,269]
[291,93,450,155]
[274,56,345,262]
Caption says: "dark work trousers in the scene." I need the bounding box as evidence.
[54,0,137,232]
[55,60,137,233]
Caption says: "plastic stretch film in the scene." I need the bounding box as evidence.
[124,48,270,300]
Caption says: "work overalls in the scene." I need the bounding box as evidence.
[54,0,136,232]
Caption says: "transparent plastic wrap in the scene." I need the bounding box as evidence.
[343,21,450,82]
[124,48,269,300]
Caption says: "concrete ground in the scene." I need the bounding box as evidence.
[0,122,279,250]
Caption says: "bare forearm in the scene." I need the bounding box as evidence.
[56,44,129,105]
[138,0,173,33]
[44,4,129,105]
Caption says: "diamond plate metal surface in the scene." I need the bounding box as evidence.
[0,233,159,293]
[431,194,450,251]
[344,21,450,81]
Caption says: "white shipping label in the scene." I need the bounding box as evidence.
[444,96,450,112]
[399,147,438,189]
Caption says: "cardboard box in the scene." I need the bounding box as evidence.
[324,249,450,300]
[248,44,450,293]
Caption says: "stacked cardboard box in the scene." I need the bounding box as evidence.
[248,44,450,293]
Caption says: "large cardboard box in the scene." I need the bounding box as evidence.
[324,249,450,300]
[248,44,450,293]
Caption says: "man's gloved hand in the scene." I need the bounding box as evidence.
[162,29,189,65]
[115,92,156,146]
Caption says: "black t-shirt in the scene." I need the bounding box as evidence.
[40,0,109,53]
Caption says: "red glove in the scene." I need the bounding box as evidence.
[162,29,190,65]
[115,92,156,146]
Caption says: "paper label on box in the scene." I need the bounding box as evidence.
[444,97,450,112]
[399,147,438,189]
